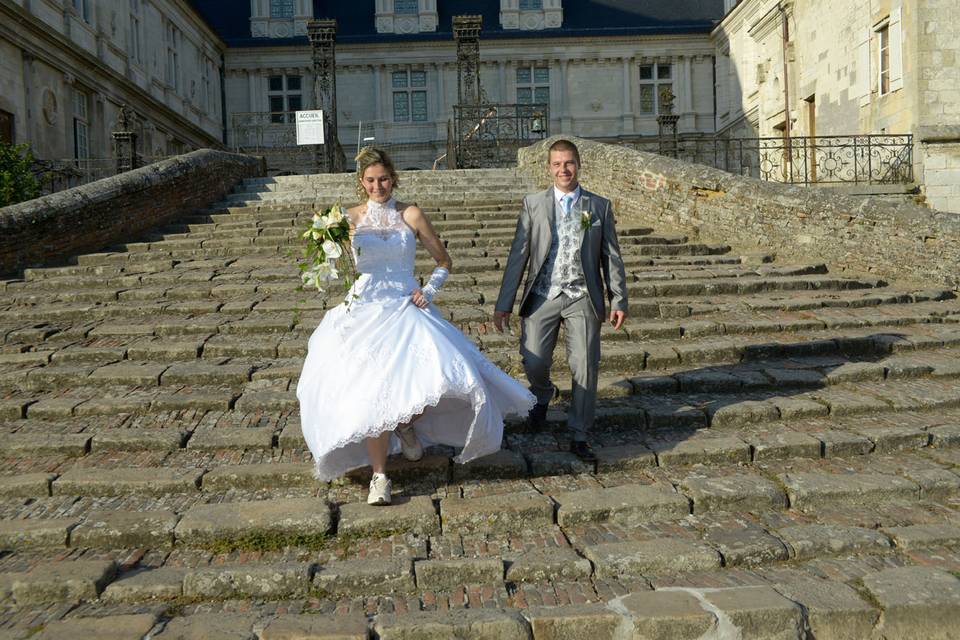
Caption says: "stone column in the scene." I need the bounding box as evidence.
[559,59,571,132]
[621,57,634,135]
[112,105,138,173]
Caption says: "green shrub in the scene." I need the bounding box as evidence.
[0,143,40,208]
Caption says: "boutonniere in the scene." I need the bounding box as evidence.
[580,211,591,231]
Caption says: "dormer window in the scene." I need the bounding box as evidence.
[375,0,438,33]
[270,0,294,19]
[250,0,310,38]
[500,0,562,31]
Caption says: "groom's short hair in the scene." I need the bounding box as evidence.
[548,139,581,165]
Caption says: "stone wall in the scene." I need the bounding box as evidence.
[0,150,265,276]
[518,135,960,289]
[919,127,960,213]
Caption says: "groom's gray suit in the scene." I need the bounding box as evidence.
[495,186,628,440]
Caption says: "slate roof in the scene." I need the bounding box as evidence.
[188,0,724,48]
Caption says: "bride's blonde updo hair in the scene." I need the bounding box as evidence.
[355,146,400,201]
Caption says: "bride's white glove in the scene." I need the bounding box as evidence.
[420,266,449,303]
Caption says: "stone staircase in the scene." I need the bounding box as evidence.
[0,168,959,638]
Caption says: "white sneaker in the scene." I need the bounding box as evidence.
[395,424,423,462]
[367,473,391,506]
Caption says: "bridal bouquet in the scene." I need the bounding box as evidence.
[298,201,358,293]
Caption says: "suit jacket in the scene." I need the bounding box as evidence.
[495,187,628,319]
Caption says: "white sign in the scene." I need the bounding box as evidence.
[295,110,325,145]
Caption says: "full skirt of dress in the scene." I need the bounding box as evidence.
[296,291,536,481]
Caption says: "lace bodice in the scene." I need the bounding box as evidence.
[353,198,416,275]
[346,198,418,306]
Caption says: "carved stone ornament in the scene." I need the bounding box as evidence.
[42,89,58,126]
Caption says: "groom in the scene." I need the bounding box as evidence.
[494,139,628,462]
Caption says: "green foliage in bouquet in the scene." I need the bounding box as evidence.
[0,143,40,208]
[299,200,359,296]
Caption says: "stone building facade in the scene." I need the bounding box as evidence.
[192,0,724,170]
[0,0,226,171]
[712,0,960,211]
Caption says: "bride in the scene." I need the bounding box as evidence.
[296,147,536,505]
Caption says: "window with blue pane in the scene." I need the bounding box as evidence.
[516,65,549,105]
[270,0,294,19]
[394,0,419,15]
[392,69,428,122]
[519,0,543,9]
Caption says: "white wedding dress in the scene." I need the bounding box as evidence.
[296,197,536,481]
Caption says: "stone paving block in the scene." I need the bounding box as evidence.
[127,340,202,360]
[12,559,117,604]
[91,429,186,451]
[703,586,804,639]
[153,613,259,640]
[681,474,787,513]
[375,608,531,640]
[451,449,527,480]
[441,491,553,535]
[34,614,159,640]
[0,473,56,497]
[74,396,151,416]
[201,462,314,491]
[25,397,86,419]
[594,443,657,472]
[523,604,621,640]
[900,467,960,498]
[151,392,235,412]
[175,498,332,546]
[928,423,960,447]
[861,567,960,640]
[260,613,369,640]
[88,362,168,386]
[161,362,253,385]
[649,435,751,466]
[771,576,878,640]
[777,525,892,560]
[770,396,829,420]
[185,426,275,450]
[778,472,918,510]
[338,495,439,537]
[582,539,721,578]
[554,483,690,527]
[0,517,78,548]
[70,509,178,548]
[314,558,416,596]
[883,523,960,550]
[526,451,593,476]
[234,389,297,411]
[53,467,203,497]
[504,547,592,583]
[704,526,790,567]
[101,566,186,602]
[277,421,306,449]
[815,430,874,457]
[824,361,885,384]
[183,562,310,600]
[618,589,717,639]
[414,558,503,590]
[0,433,91,456]
[708,400,781,428]
[848,425,929,453]
[0,399,29,420]
[748,431,822,461]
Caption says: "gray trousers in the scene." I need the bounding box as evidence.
[520,293,601,441]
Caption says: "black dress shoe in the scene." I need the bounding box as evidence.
[570,440,597,462]
[527,403,548,429]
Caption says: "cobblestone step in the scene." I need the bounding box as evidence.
[3,169,960,635]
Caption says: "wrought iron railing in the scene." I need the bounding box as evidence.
[620,134,914,186]
[453,103,549,169]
